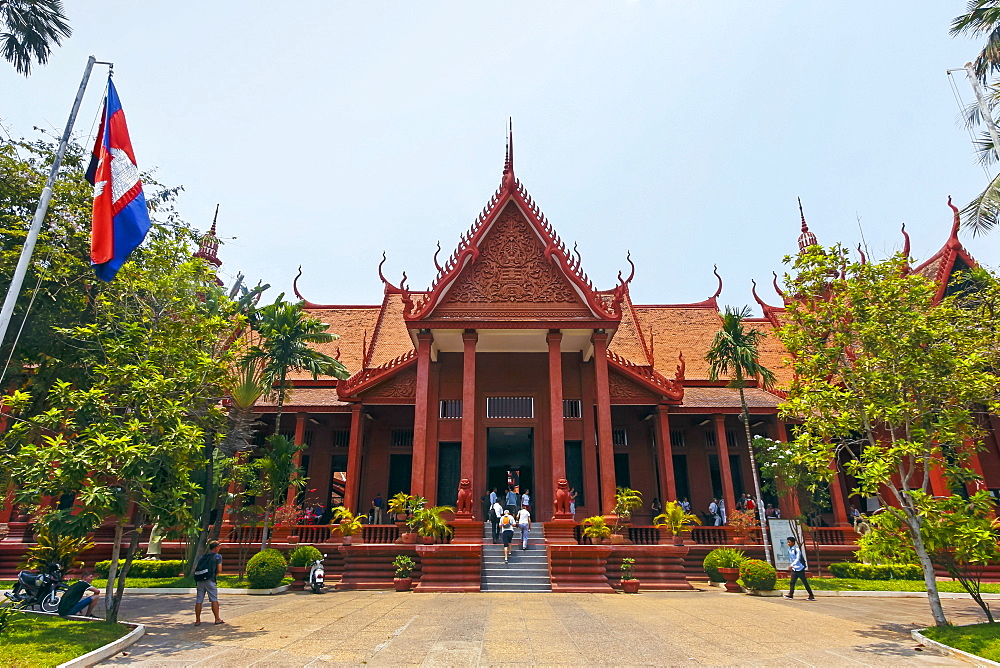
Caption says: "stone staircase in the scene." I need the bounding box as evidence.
[480,521,551,592]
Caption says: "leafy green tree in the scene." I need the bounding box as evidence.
[0,225,236,621]
[237,434,307,550]
[0,0,71,76]
[778,246,1000,626]
[706,305,776,560]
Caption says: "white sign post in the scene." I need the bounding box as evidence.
[768,519,804,570]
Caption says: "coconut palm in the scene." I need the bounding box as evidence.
[246,295,349,436]
[952,1,1000,82]
[1,0,71,76]
[706,305,777,564]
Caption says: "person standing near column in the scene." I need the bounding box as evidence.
[517,505,531,551]
[372,493,383,525]
[782,536,815,601]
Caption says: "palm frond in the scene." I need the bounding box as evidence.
[961,172,1000,235]
[1,0,71,76]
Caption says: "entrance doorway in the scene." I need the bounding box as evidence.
[487,427,534,505]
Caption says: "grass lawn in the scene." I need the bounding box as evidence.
[0,614,129,668]
[773,577,1000,594]
[92,575,293,589]
[922,623,1000,662]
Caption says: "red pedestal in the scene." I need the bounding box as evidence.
[607,545,694,591]
[450,518,482,545]
[337,544,420,590]
[414,544,481,592]
[548,544,614,593]
[543,520,577,545]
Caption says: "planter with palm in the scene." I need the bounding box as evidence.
[611,487,643,544]
[706,305,777,564]
[412,505,454,544]
[331,506,365,545]
[653,501,702,546]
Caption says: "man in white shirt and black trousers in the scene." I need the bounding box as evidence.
[782,536,816,601]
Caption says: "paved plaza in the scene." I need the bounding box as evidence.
[94,587,988,666]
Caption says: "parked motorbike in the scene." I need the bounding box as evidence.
[4,562,66,612]
[308,554,326,594]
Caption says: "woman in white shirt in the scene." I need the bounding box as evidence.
[516,507,531,550]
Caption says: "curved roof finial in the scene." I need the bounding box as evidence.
[751,278,768,312]
[947,196,961,248]
[617,251,636,286]
[711,264,723,299]
[797,196,817,252]
[900,222,911,258]
[293,265,306,301]
[400,271,409,292]
[210,203,219,236]
[772,271,786,299]
[433,241,443,272]
[856,243,867,265]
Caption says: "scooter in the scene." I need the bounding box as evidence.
[4,562,66,612]
[308,554,326,593]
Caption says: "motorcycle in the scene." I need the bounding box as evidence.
[308,554,326,594]
[4,562,66,612]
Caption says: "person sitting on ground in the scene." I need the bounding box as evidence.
[58,571,100,618]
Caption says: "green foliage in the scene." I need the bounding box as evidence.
[739,559,777,591]
[704,547,746,581]
[827,562,922,580]
[706,305,777,391]
[581,515,611,542]
[288,545,322,568]
[392,554,414,578]
[94,559,185,579]
[0,616,129,667]
[388,492,415,518]
[0,1,72,75]
[775,577,1000,593]
[620,557,636,581]
[923,623,1000,663]
[246,548,287,589]
[727,509,759,539]
[653,501,701,536]
[855,511,918,565]
[412,505,454,541]
[613,487,642,534]
[331,506,365,537]
[0,602,22,635]
[21,525,93,573]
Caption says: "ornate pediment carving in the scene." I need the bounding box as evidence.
[360,366,416,399]
[608,368,661,401]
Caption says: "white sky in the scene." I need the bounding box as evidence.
[0,2,994,312]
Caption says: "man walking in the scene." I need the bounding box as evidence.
[372,492,383,524]
[500,509,516,562]
[517,505,531,550]
[490,498,504,544]
[194,540,225,626]
[783,536,815,601]
[505,487,518,515]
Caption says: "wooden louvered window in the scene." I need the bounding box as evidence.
[331,429,350,447]
[670,429,685,448]
[439,400,463,419]
[563,399,582,419]
[391,429,414,448]
[486,396,534,419]
[612,428,628,447]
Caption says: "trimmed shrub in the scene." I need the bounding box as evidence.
[828,562,922,580]
[95,559,185,579]
[288,545,322,568]
[246,548,287,589]
[703,548,746,582]
[739,559,777,591]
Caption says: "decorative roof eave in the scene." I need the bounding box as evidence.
[293,266,339,309]
[607,349,685,403]
[337,349,417,399]
[910,197,980,304]
[638,267,724,310]
[751,278,785,329]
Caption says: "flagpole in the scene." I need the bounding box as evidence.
[0,55,110,351]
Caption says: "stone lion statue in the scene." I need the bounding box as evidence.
[456,477,474,515]
[553,477,571,516]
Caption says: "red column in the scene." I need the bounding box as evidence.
[963,437,989,495]
[828,457,851,527]
[713,415,736,519]
[580,358,599,516]
[773,420,801,519]
[343,404,363,512]
[655,405,676,503]
[548,331,568,520]
[410,331,433,499]
[461,330,478,510]
[592,331,616,515]
[285,413,307,507]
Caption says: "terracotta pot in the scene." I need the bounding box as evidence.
[342,535,353,545]
[393,577,412,592]
[621,579,640,594]
[286,535,300,545]
[288,566,308,591]
[731,536,747,545]
[609,534,626,545]
[399,532,417,544]
[421,535,435,545]
[717,567,743,593]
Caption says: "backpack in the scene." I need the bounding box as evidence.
[193,553,216,582]
[489,505,498,521]
[501,515,513,529]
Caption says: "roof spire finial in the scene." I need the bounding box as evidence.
[797,196,817,252]
[210,203,219,236]
[502,118,515,188]
[194,204,221,269]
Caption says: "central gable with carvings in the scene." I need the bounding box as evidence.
[430,203,596,320]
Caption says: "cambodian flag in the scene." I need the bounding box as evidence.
[86,77,150,282]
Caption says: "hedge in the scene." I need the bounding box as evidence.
[288,545,322,568]
[94,559,185,578]
[246,548,287,589]
[828,562,922,580]
[703,548,746,582]
[739,559,777,591]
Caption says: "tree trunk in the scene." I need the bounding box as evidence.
[738,385,772,564]
[188,435,216,577]
[108,509,145,622]
[261,506,272,551]
[103,521,124,619]
[906,511,948,626]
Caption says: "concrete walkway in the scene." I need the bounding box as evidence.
[97,587,985,666]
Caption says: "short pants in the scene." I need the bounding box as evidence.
[196,580,218,604]
[501,530,513,546]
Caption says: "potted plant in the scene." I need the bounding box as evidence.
[654,501,702,546]
[392,554,415,592]
[728,509,759,545]
[706,547,747,593]
[287,544,322,590]
[739,558,778,596]
[389,492,413,523]
[331,506,365,545]
[396,495,427,543]
[611,487,643,544]
[412,505,454,544]
[620,557,640,593]
[581,516,612,544]
[272,503,301,544]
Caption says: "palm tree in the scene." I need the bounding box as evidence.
[706,305,777,564]
[952,1,1000,83]
[246,295,349,436]
[1,0,71,76]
